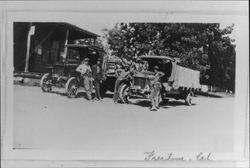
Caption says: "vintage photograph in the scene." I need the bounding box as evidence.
[1,1,248,167]
[13,21,236,154]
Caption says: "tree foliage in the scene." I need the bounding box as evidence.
[103,23,236,91]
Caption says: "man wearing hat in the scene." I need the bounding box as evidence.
[92,58,104,101]
[150,65,165,111]
[76,58,93,101]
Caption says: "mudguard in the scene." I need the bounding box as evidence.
[113,71,133,99]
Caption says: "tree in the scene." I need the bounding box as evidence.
[103,23,236,92]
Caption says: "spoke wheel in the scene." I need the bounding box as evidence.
[40,73,52,92]
[185,91,194,106]
[65,77,78,98]
[118,83,130,103]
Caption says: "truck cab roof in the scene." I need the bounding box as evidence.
[66,44,104,52]
[140,55,176,62]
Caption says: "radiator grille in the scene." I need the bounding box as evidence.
[133,77,147,89]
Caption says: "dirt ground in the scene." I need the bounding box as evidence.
[13,85,234,152]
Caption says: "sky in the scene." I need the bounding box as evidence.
[61,1,241,41]
[71,20,236,42]
[72,19,235,37]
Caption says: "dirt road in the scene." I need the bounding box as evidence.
[13,85,234,152]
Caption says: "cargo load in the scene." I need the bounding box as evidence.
[170,65,201,89]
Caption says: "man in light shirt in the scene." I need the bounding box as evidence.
[150,65,165,111]
[76,58,93,101]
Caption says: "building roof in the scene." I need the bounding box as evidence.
[60,22,99,39]
[32,22,99,40]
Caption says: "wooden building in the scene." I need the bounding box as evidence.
[14,22,100,73]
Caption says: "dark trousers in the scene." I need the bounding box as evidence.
[94,80,101,99]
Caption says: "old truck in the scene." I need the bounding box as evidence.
[100,56,124,95]
[115,55,201,105]
[40,44,104,97]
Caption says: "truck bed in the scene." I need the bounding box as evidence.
[170,65,201,89]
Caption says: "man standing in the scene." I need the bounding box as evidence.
[76,58,93,101]
[150,66,165,111]
[92,58,103,101]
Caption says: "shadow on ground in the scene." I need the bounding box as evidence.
[48,90,67,97]
[196,91,235,98]
[127,99,196,109]
[45,90,115,100]
[42,90,87,99]
[196,92,223,98]
[161,100,196,109]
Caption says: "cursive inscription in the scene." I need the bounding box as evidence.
[144,150,212,161]
[144,150,184,161]
[196,152,212,161]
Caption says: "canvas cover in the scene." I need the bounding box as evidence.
[169,64,200,89]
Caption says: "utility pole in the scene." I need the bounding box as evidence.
[24,23,34,72]
[62,29,69,62]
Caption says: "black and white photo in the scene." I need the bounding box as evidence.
[1,1,249,168]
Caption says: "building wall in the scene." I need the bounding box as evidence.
[14,23,29,71]
[14,22,101,73]
[30,23,67,73]
[14,23,67,73]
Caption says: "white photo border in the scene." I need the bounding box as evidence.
[1,1,249,167]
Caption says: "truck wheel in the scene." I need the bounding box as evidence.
[185,91,194,106]
[40,73,52,92]
[65,77,78,98]
[118,83,130,103]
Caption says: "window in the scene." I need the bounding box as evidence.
[49,41,60,64]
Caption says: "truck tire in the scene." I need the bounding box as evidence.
[185,91,194,106]
[118,83,130,103]
[65,77,78,98]
[40,73,52,92]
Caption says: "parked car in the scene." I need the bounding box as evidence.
[40,44,104,98]
[114,55,201,105]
